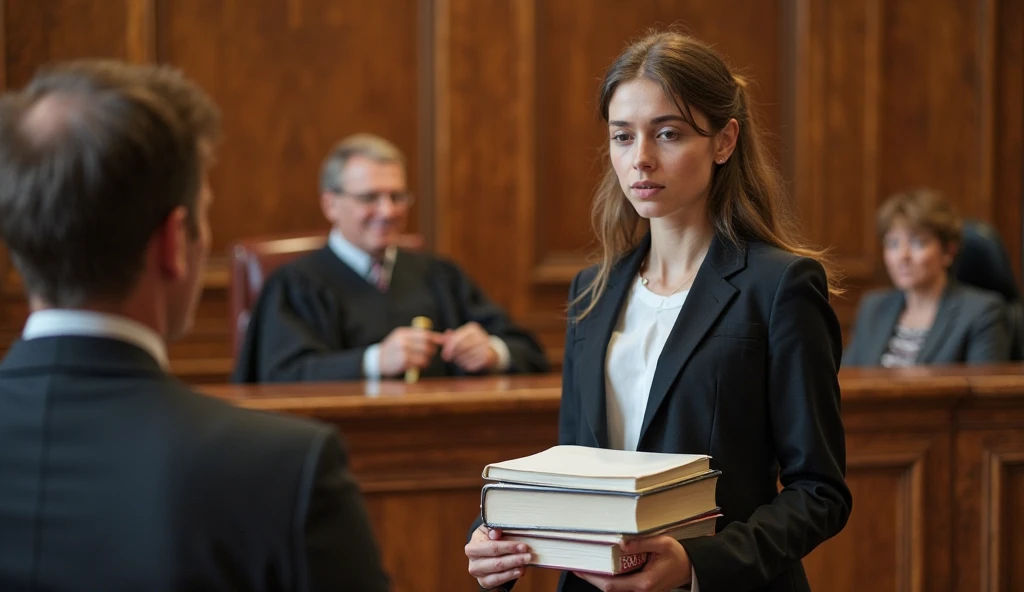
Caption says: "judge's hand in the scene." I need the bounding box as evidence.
[466,525,532,589]
[573,536,692,592]
[441,322,498,372]
[378,327,442,377]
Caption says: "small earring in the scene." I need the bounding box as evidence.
[717,158,725,164]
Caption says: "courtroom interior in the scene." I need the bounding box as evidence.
[0,1,1022,591]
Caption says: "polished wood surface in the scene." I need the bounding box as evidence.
[200,367,1024,592]
[209,375,564,592]
[208,374,561,416]
[1,0,1021,380]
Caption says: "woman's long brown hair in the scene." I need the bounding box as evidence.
[574,31,840,320]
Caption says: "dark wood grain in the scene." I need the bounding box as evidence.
[209,374,563,592]
[431,0,530,315]
[158,0,422,251]
[532,0,783,279]
[1,0,1022,406]
[991,0,1024,277]
[954,418,1024,591]
[4,0,129,89]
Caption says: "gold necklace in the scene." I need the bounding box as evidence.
[639,260,699,294]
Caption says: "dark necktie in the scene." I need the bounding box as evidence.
[369,260,389,292]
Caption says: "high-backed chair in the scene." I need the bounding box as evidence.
[228,231,426,357]
[229,232,329,357]
[950,220,1024,360]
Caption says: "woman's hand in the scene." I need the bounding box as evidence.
[574,535,692,592]
[465,525,532,589]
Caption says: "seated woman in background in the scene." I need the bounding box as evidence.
[844,188,1011,366]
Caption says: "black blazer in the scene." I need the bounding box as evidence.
[0,336,390,592]
[558,234,851,592]
[843,282,1010,366]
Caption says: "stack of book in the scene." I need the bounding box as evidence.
[480,445,721,575]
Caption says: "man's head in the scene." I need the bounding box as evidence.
[319,134,411,258]
[0,59,221,340]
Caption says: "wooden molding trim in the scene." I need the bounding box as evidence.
[531,252,589,285]
[359,476,485,494]
[532,252,876,285]
[1,254,231,294]
[848,448,926,592]
[981,447,1024,592]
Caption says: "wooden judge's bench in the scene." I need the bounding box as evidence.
[202,367,1024,592]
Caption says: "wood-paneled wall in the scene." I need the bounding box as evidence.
[0,0,1022,380]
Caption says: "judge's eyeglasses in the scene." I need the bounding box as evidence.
[331,188,415,208]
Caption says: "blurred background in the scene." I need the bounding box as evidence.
[0,0,1020,382]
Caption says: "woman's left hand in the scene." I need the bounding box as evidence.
[574,535,692,592]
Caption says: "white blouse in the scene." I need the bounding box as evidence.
[603,276,698,591]
[605,276,689,452]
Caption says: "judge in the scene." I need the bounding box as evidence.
[233,134,548,382]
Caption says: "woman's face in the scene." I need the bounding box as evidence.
[606,77,734,221]
[882,218,955,292]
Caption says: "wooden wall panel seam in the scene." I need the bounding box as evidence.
[126,0,157,64]
[514,0,537,318]
[0,0,7,91]
[860,0,883,276]
[418,0,437,250]
[978,0,998,219]
[791,0,819,247]
[2,0,1021,385]
[431,0,452,256]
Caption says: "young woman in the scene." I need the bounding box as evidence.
[466,31,852,592]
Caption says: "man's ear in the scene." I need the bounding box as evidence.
[320,192,338,224]
[156,205,189,281]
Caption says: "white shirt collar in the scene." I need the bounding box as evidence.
[327,229,397,279]
[22,309,169,370]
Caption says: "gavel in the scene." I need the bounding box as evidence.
[404,316,433,384]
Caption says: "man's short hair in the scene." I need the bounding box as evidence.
[0,59,221,307]
[319,133,405,194]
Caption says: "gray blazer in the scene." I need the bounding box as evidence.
[844,282,1011,366]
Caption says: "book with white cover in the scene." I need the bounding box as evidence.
[482,445,711,493]
[501,511,721,575]
[481,471,720,534]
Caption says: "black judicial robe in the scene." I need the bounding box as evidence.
[232,247,549,382]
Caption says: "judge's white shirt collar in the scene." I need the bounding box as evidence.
[327,229,396,279]
[22,309,169,370]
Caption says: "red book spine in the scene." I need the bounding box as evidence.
[618,552,648,573]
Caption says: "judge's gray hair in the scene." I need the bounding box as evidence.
[320,133,406,193]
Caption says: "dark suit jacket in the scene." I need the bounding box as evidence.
[0,336,390,592]
[557,234,851,592]
[843,282,1010,366]
[233,247,548,382]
